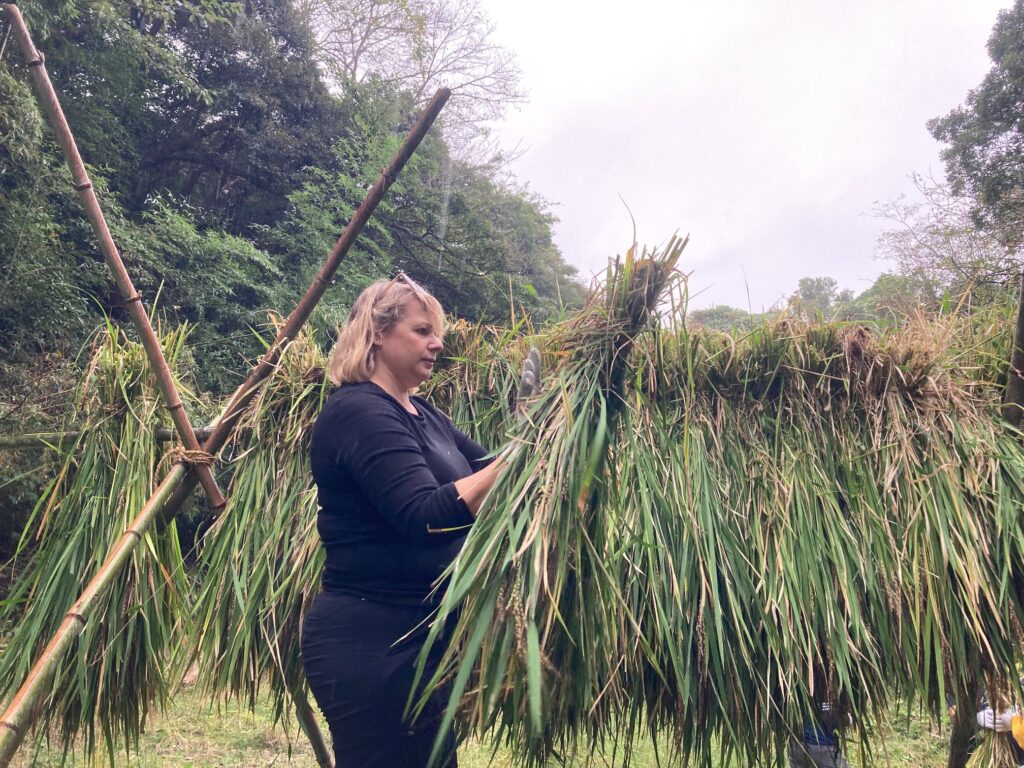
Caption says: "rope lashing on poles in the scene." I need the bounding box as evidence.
[164,448,217,467]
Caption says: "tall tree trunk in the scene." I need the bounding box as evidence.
[947,672,979,768]
[1002,269,1024,428]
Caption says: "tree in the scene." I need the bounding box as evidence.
[1,0,348,392]
[929,4,1024,241]
[271,87,584,331]
[294,0,523,147]
[873,173,1016,301]
[127,0,350,232]
[844,273,938,324]
[787,277,853,320]
[929,0,1024,427]
[687,305,752,332]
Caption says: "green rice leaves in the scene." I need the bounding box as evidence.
[413,240,1024,767]
[0,322,193,760]
[5,246,1024,768]
[185,328,328,723]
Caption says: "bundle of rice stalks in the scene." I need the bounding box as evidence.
[966,731,1020,768]
[414,279,1024,767]
[926,300,1015,396]
[617,390,1024,765]
[638,324,1024,764]
[962,681,1024,768]
[186,327,328,723]
[0,320,192,760]
[643,319,954,409]
[412,236,689,766]
[423,320,523,450]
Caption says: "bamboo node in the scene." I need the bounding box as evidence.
[27,52,44,67]
[166,401,185,413]
[1,721,20,734]
[166,447,216,467]
[125,292,143,305]
[73,181,93,192]
[65,611,86,627]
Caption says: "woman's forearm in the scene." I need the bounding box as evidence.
[454,457,504,516]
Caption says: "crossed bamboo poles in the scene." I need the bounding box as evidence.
[4,4,227,513]
[0,5,451,766]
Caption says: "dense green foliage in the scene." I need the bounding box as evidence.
[0,0,582,397]
[0,0,582,556]
[929,0,1024,243]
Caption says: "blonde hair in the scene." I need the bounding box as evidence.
[327,273,446,386]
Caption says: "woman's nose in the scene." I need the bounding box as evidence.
[428,336,443,351]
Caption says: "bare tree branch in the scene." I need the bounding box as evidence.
[873,172,1018,295]
[294,0,523,152]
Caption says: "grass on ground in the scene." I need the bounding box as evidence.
[7,686,954,767]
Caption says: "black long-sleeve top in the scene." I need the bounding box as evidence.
[310,380,490,605]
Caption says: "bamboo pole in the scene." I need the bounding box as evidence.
[946,673,979,768]
[293,686,333,767]
[2,2,226,511]
[288,653,334,767]
[1002,268,1024,428]
[0,36,450,761]
[158,85,451,520]
[0,427,230,451]
[0,465,188,766]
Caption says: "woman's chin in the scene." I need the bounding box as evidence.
[406,372,431,389]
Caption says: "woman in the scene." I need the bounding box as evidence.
[301,273,504,767]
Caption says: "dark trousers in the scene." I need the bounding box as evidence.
[301,592,457,768]
[788,741,850,768]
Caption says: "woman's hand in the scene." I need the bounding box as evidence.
[976,707,1017,732]
[455,459,504,517]
[455,347,542,518]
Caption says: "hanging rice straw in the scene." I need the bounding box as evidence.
[185,325,328,727]
[409,253,1024,766]
[966,731,1019,768]
[6,252,1024,768]
[0,320,192,761]
[411,236,689,766]
[424,320,525,448]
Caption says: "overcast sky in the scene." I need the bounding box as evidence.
[476,0,1012,312]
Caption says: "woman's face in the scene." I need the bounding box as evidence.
[374,299,443,390]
